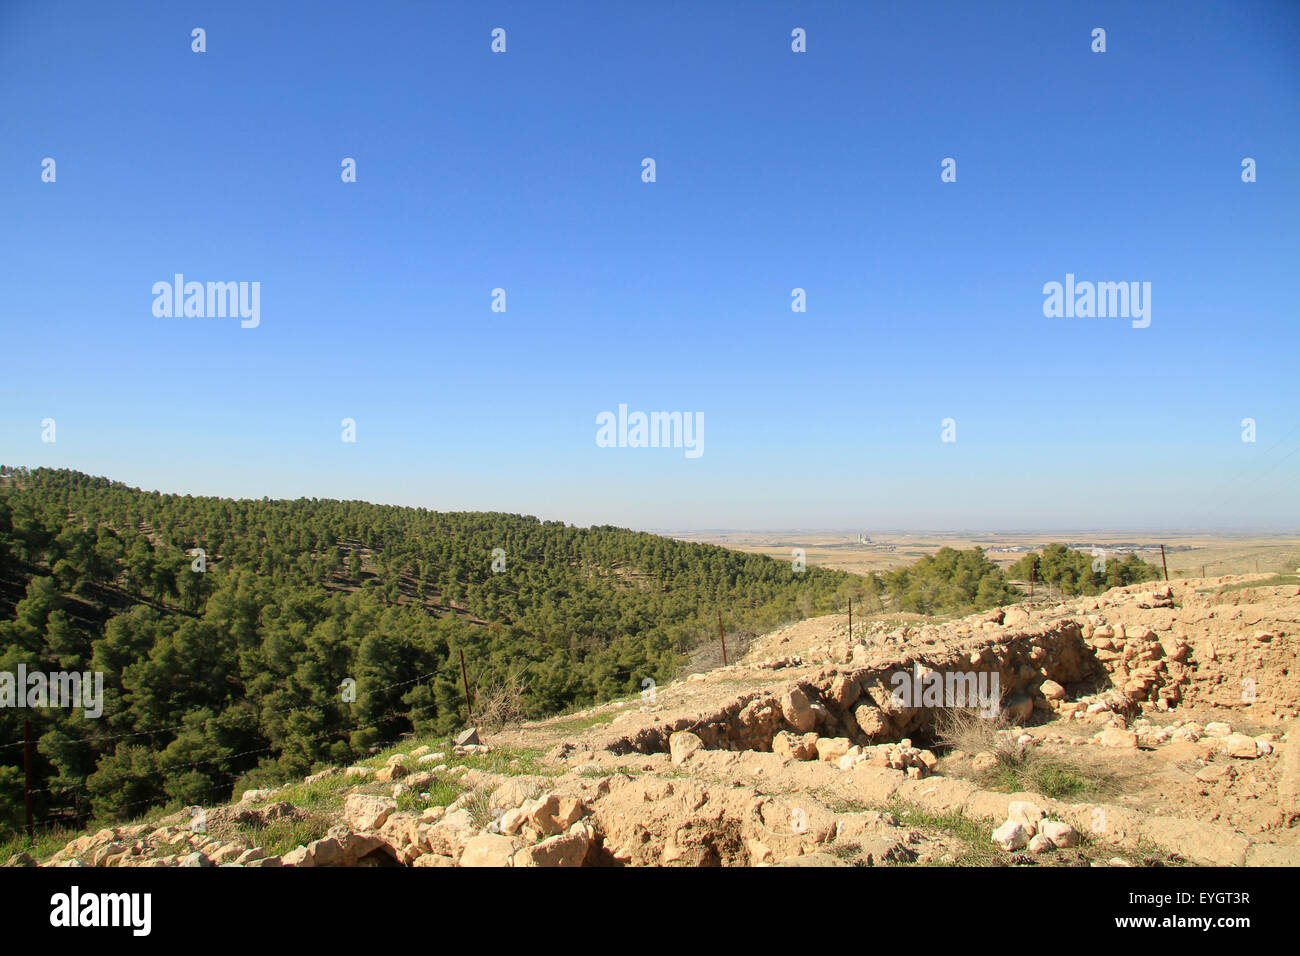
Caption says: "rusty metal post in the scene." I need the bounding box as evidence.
[24,719,34,839]
[458,649,474,724]
[1160,544,1169,582]
[717,610,727,667]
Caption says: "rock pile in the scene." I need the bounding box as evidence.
[991,801,1079,855]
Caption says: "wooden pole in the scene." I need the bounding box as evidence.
[848,598,852,643]
[23,719,34,839]
[1160,545,1169,582]
[458,648,474,725]
[717,610,728,667]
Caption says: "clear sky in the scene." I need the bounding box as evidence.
[2,1,1297,530]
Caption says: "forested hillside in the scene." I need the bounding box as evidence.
[877,547,1022,615]
[1009,543,1162,596]
[0,468,860,835]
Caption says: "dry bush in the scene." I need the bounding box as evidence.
[472,669,531,732]
[933,706,1014,758]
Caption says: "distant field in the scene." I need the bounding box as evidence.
[666,530,1300,580]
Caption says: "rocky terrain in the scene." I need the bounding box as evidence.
[9,575,1299,868]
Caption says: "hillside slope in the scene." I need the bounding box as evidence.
[0,467,859,837]
[15,575,1298,868]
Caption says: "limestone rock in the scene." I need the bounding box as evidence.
[772,731,819,761]
[1028,833,1055,854]
[1039,820,1079,848]
[343,793,397,831]
[992,821,1030,851]
[1099,727,1139,749]
[815,737,851,763]
[1007,801,1044,835]
[780,686,817,733]
[670,731,704,766]
[459,833,519,867]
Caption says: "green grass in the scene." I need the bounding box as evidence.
[978,753,1118,802]
[448,746,555,777]
[396,777,463,812]
[359,741,555,778]
[232,812,332,858]
[267,773,354,814]
[1,825,78,864]
[546,709,625,733]
[885,802,1005,867]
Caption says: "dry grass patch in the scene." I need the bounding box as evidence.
[933,707,1118,802]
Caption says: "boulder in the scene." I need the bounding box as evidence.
[772,731,819,761]
[512,826,592,867]
[1218,734,1261,759]
[853,702,890,740]
[780,686,817,733]
[828,674,861,709]
[669,731,704,766]
[992,821,1030,851]
[1007,801,1044,835]
[283,837,344,868]
[459,834,519,867]
[1098,727,1139,749]
[1039,820,1079,848]
[1028,834,1055,854]
[343,793,397,831]
[524,794,587,836]
[815,737,852,763]
[1039,680,1066,701]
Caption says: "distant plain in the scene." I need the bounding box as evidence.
[666,530,1300,580]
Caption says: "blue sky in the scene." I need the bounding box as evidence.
[2,1,1297,530]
